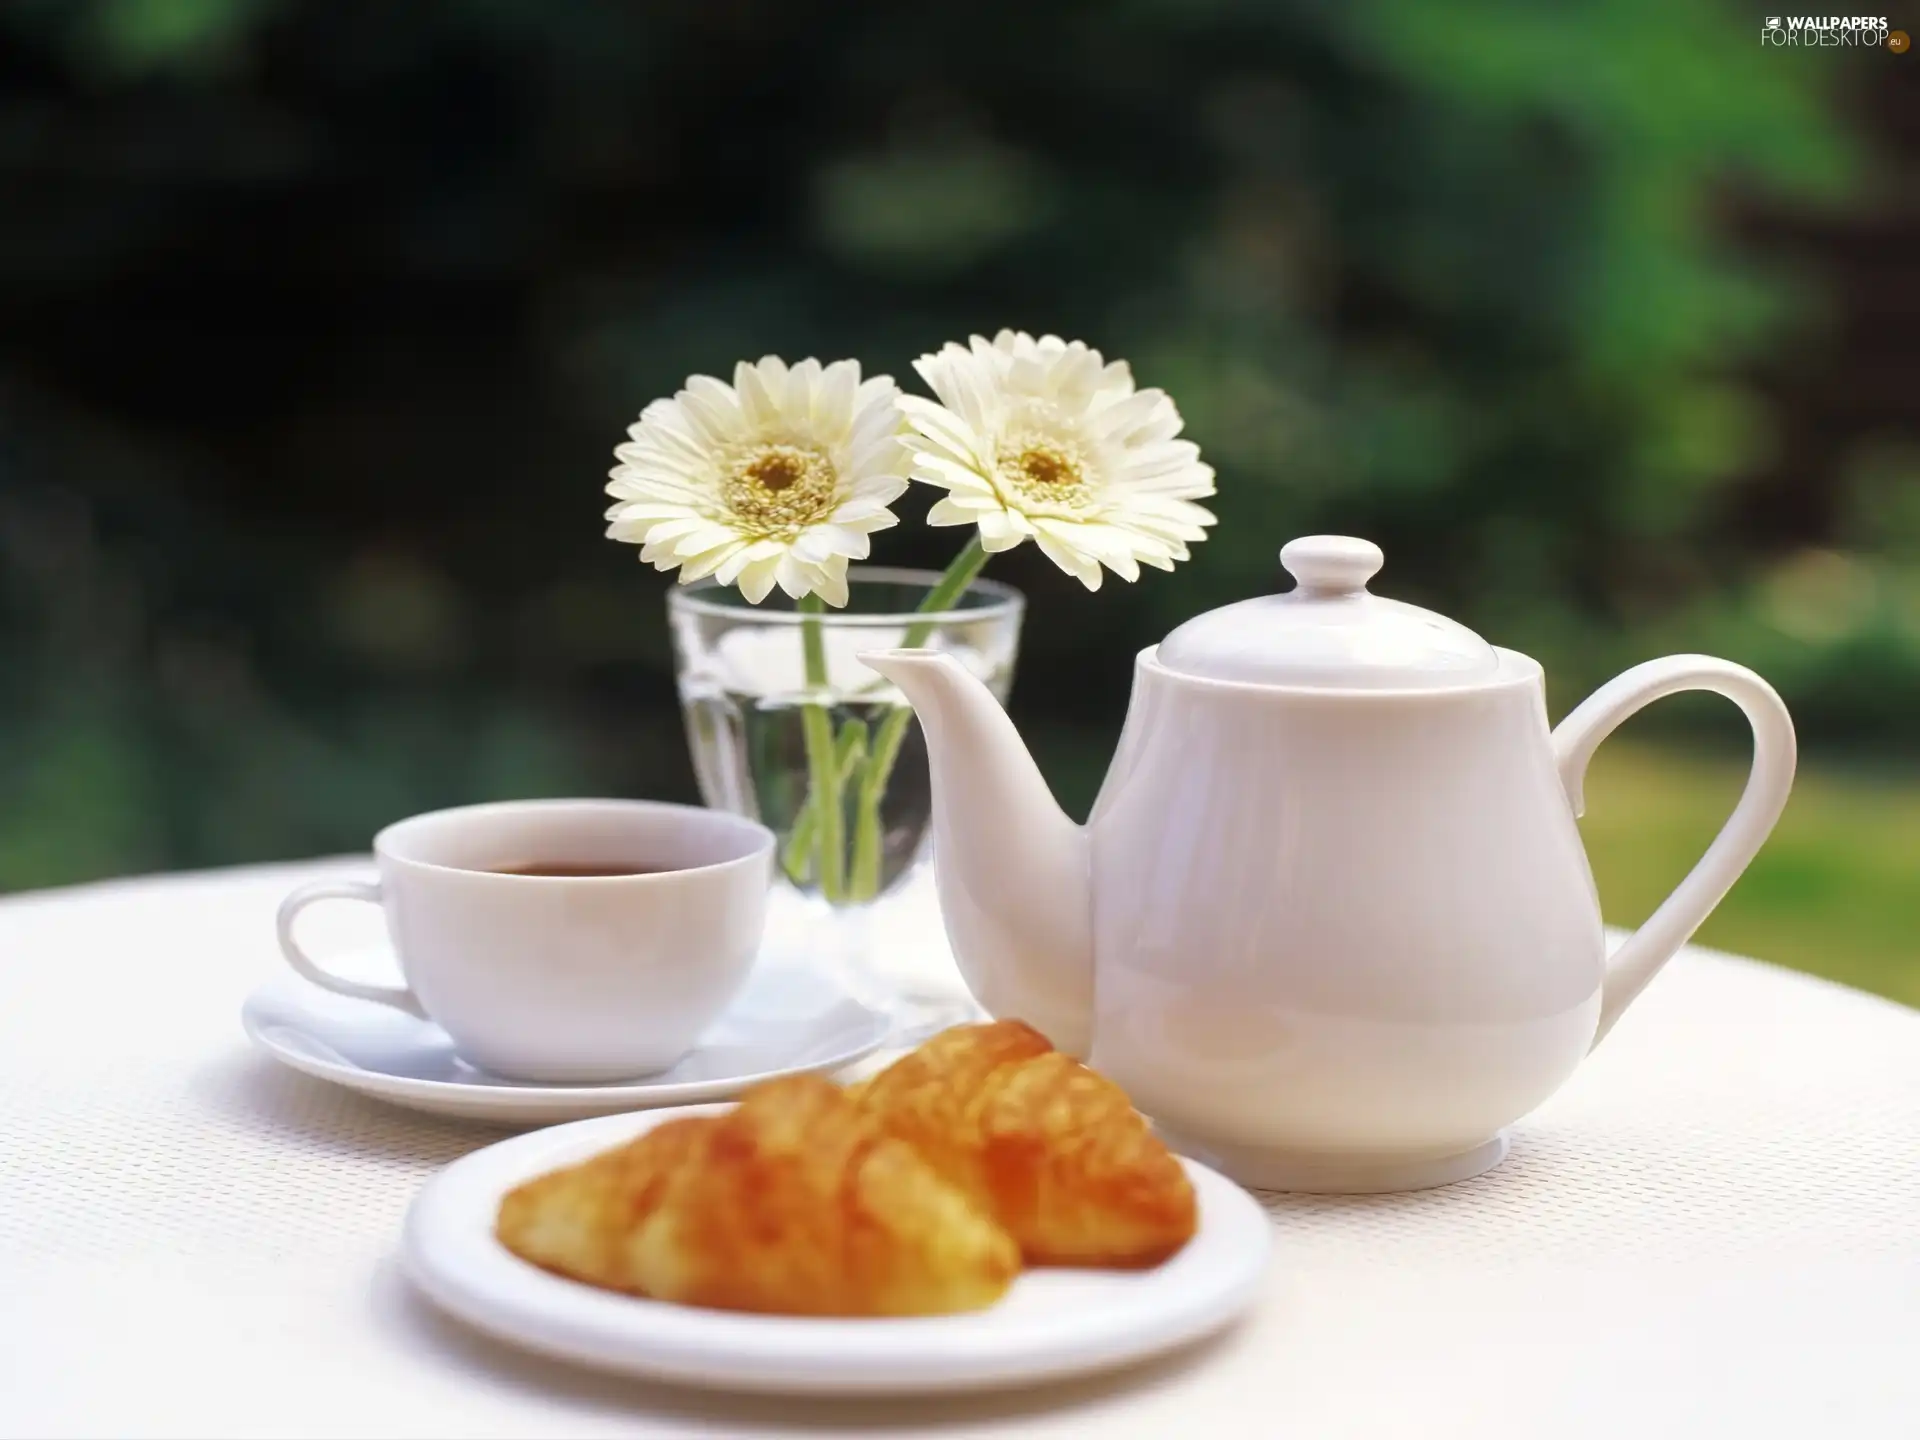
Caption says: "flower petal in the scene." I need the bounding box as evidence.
[671,522,746,560]
[783,357,822,426]
[679,375,745,446]
[609,512,706,546]
[1033,528,1104,590]
[677,541,741,583]
[1033,517,1157,582]
[735,358,786,432]
[908,452,998,497]
[913,345,1001,438]
[809,557,850,608]
[974,508,1033,552]
[787,525,858,564]
[926,496,989,527]
[736,555,782,603]
[604,500,697,525]
[773,551,815,599]
[848,434,907,484]
[834,509,900,535]
[814,359,863,439]
[899,395,992,470]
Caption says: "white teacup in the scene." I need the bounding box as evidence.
[275,799,774,1083]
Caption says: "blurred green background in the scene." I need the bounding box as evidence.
[1,2,1915,1002]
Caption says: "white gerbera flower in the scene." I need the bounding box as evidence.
[605,356,909,606]
[897,330,1217,589]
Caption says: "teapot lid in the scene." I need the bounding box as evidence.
[1156,536,1499,689]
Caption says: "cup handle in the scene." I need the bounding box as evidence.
[275,878,427,1017]
[1552,654,1796,1048]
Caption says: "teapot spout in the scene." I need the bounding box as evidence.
[858,649,1094,1056]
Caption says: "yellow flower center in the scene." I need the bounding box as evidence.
[721,443,838,536]
[996,440,1095,514]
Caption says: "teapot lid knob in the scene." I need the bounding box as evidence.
[1280,535,1384,596]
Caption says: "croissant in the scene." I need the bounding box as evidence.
[496,1074,1020,1316]
[851,1020,1198,1267]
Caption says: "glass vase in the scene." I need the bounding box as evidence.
[667,567,1024,1028]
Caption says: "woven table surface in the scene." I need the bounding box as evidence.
[2,859,1916,1438]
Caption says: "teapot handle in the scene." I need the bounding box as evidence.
[1551,654,1796,1047]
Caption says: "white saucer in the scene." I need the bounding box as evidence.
[241,948,892,1125]
[402,1104,1272,1395]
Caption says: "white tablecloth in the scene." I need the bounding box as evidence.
[2,859,1917,1439]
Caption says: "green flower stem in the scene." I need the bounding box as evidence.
[780,714,869,884]
[847,712,906,901]
[846,535,991,901]
[835,717,871,779]
[847,768,887,901]
[797,594,846,902]
[779,806,814,884]
[899,534,988,649]
[781,723,866,880]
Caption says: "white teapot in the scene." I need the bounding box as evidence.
[861,536,1795,1193]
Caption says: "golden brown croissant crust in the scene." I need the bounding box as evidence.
[852,1020,1198,1267]
[494,1111,712,1296]
[495,1074,1019,1317]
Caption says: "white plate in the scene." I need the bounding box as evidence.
[402,1104,1273,1395]
[241,948,892,1125]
